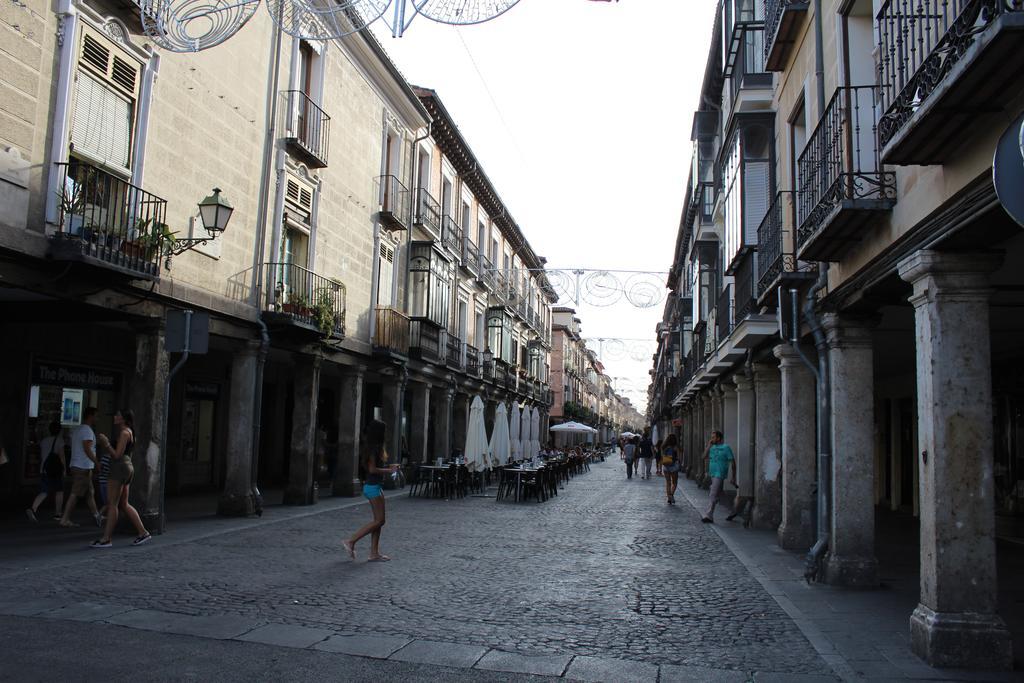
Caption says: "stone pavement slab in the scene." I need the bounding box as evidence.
[658,663,749,682]
[753,673,839,682]
[235,623,334,649]
[474,650,572,676]
[314,634,412,659]
[0,596,68,616]
[40,601,133,622]
[104,608,260,640]
[389,640,489,669]
[563,655,658,682]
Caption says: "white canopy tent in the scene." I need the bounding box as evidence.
[509,403,522,462]
[464,395,491,472]
[550,421,598,434]
[489,402,511,467]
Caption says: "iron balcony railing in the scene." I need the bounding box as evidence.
[876,0,1023,151]
[462,236,479,273]
[441,215,462,257]
[415,189,441,235]
[480,254,496,289]
[757,190,794,297]
[376,175,410,230]
[446,334,463,370]
[283,90,330,168]
[264,262,346,337]
[409,317,443,363]
[466,343,481,376]
[53,159,167,278]
[715,284,733,344]
[733,253,756,323]
[493,361,509,387]
[796,85,896,249]
[373,306,410,355]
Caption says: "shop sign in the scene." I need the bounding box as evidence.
[185,381,220,399]
[33,362,121,391]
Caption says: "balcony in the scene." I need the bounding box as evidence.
[466,343,481,377]
[764,0,808,71]
[876,0,1024,164]
[262,262,346,338]
[409,317,444,363]
[796,86,896,262]
[728,26,772,105]
[461,236,479,275]
[376,175,410,231]
[373,306,410,358]
[282,90,330,168]
[492,360,510,388]
[50,160,165,280]
[478,254,496,290]
[413,189,441,236]
[446,334,463,370]
[715,284,734,345]
[441,215,462,260]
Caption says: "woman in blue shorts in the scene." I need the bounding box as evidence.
[343,419,398,562]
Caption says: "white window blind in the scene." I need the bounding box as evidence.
[377,242,395,306]
[71,72,132,170]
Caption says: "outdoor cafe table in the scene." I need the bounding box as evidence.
[501,464,544,502]
[417,463,470,498]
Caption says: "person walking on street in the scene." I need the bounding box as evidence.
[654,438,664,477]
[623,436,638,479]
[661,434,681,505]
[343,419,399,562]
[638,431,655,480]
[91,410,151,548]
[27,422,65,522]
[59,407,102,528]
[702,431,735,523]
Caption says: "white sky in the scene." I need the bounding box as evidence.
[369,0,718,413]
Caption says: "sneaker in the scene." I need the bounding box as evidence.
[90,539,112,548]
[132,533,152,546]
[25,509,37,523]
[94,513,103,528]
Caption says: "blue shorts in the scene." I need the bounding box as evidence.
[362,484,383,500]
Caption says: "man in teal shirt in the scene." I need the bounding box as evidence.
[702,430,736,523]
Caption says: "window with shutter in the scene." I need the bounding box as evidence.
[69,27,141,173]
[285,175,315,226]
[377,242,395,306]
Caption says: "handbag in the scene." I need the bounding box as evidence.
[42,437,63,479]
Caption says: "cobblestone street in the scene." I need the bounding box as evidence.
[0,460,842,680]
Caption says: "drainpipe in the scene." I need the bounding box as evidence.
[247,17,285,516]
[798,0,833,584]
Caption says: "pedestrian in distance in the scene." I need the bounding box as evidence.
[661,434,681,505]
[343,419,399,562]
[91,410,151,548]
[654,438,664,477]
[623,436,638,479]
[59,406,103,528]
[27,421,65,522]
[701,431,736,523]
[638,431,655,480]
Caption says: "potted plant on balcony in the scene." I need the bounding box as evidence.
[282,291,311,317]
[311,286,339,337]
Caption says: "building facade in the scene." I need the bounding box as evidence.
[0,0,554,524]
[648,0,1024,669]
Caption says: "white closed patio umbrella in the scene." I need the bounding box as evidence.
[464,395,491,472]
[520,407,531,461]
[509,403,522,462]
[489,402,512,467]
[530,406,541,459]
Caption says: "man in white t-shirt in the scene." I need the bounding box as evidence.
[59,406,102,528]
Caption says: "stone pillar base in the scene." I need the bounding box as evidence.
[142,511,164,534]
[778,515,814,551]
[824,553,878,587]
[217,492,258,517]
[283,482,319,506]
[333,478,360,497]
[910,605,1012,669]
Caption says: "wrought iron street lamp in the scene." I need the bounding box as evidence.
[164,188,233,262]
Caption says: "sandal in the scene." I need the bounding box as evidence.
[367,555,391,562]
[132,533,152,546]
[59,520,79,528]
[90,539,112,548]
[342,540,356,560]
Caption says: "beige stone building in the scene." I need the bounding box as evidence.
[0,0,554,524]
[648,0,1024,669]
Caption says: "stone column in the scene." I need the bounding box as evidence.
[823,313,878,586]
[898,250,1011,669]
[452,394,469,454]
[128,320,168,531]
[333,368,363,497]
[733,373,755,501]
[432,383,455,461]
[774,343,817,550]
[722,383,738,467]
[692,395,705,480]
[752,361,783,530]
[381,370,406,464]
[408,381,431,464]
[219,340,259,516]
[284,355,321,505]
